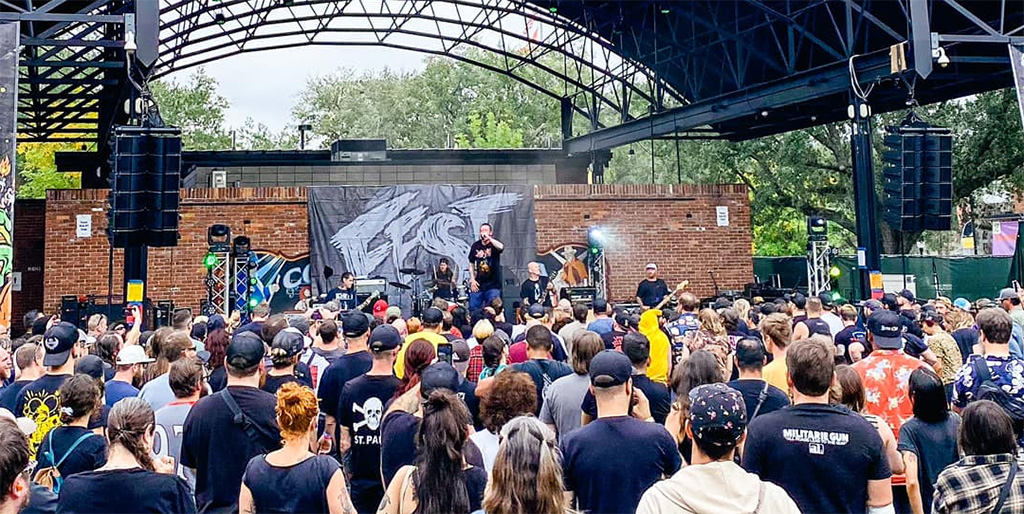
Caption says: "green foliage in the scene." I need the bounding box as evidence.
[15,142,83,199]
[149,68,232,151]
[454,112,524,149]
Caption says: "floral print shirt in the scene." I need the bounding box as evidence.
[951,354,1024,409]
[852,349,926,437]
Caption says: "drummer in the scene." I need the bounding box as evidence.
[432,258,457,301]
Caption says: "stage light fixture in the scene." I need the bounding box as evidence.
[203,251,219,270]
[548,6,557,13]
[214,12,226,24]
[232,235,251,256]
[807,216,827,241]
[829,266,842,279]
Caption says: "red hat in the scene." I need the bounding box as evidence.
[372,300,388,318]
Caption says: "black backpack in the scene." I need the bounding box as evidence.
[971,357,1024,425]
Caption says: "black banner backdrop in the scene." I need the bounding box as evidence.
[308,185,536,312]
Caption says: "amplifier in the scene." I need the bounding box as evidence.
[561,287,598,308]
[356,278,387,295]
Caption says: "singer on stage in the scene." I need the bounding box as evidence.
[468,222,504,311]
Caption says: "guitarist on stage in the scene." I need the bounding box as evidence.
[520,262,555,309]
[636,263,673,310]
[325,271,358,311]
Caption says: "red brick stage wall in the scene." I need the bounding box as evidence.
[33,185,751,314]
[534,184,752,302]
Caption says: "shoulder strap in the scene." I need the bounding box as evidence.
[219,389,270,451]
[55,432,97,468]
[993,458,1019,514]
[751,381,771,419]
[972,356,994,384]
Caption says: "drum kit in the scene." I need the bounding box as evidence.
[388,267,469,316]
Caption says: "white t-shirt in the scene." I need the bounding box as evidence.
[469,429,500,475]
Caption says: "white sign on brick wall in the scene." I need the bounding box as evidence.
[76,214,92,238]
[716,206,730,227]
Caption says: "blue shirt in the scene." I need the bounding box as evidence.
[586,318,614,336]
[952,354,1024,409]
[105,379,140,408]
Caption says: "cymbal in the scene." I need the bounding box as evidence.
[389,281,412,290]
[399,267,425,276]
[422,279,437,289]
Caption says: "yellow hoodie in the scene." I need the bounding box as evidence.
[639,309,670,385]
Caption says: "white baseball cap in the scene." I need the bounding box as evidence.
[646,263,658,270]
[116,345,155,365]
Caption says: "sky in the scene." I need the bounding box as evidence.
[197,46,427,130]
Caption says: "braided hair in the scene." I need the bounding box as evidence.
[106,397,156,471]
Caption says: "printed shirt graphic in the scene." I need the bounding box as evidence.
[469,241,502,291]
[339,375,401,483]
[15,374,70,459]
[952,354,1024,408]
[852,350,925,437]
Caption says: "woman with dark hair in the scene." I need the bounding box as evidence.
[433,258,456,301]
[379,390,486,514]
[664,349,722,464]
[478,334,508,381]
[933,400,1024,513]
[834,365,904,475]
[483,416,569,514]
[35,375,107,492]
[239,383,353,514]
[203,315,230,392]
[91,332,121,381]
[451,306,471,343]
[391,339,435,401]
[57,397,195,513]
[899,367,960,514]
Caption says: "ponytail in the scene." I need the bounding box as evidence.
[413,390,471,514]
[107,397,155,471]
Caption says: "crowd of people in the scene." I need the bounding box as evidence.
[2,281,1024,514]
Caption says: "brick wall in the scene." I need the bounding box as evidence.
[12,200,46,334]
[36,184,751,313]
[534,184,753,301]
[42,188,307,314]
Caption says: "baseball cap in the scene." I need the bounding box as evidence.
[286,314,310,336]
[420,362,460,396]
[368,325,402,352]
[271,328,306,359]
[881,293,899,311]
[867,310,904,349]
[385,306,402,320]
[42,322,78,367]
[593,298,608,313]
[645,262,657,270]
[953,297,972,311]
[373,299,388,318]
[688,383,747,449]
[921,310,943,324]
[342,310,370,338]
[115,345,155,365]
[860,299,883,310]
[226,331,266,369]
[31,316,49,336]
[614,312,631,329]
[422,307,444,325]
[818,292,834,308]
[451,339,470,363]
[589,350,632,387]
[791,293,806,309]
[713,297,732,310]
[999,288,1018,301]
[527,304,547,319]
[74,355,105,381]
[900,289,916,303]
[976,298,995,310]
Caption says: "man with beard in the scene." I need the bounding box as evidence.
[105,343,153,408]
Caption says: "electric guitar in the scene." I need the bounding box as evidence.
[354,290,381,313]
[654,280,689,311]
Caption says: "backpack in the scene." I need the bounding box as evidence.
[33,431,97,494]
[971,357,1024,425]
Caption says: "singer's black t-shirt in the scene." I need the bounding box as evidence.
[469,241,502,291]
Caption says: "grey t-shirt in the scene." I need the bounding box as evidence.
[539,373,590,440]
[139,374,177,412]
[154,401,197,492]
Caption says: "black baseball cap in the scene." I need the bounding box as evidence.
[713,297,733,310]
[227,331,266,369]
[868,310,904,349]
[791,293,807,309]
[451,339,470,363]
[42,322,78,367]
[589,350,632,387]
[818,292,834,308]
[420,362,460,396]
[369,325,402,352]
[593,299,608,313]
[614,312,631,329]
[900,289,916,303]
[527,304,546,319]
[921,310,943,324]
[422,307,444,325]
[74,355,105,381]
[688,383,747,449]
[271,328,305,359]
[342,310,370,338]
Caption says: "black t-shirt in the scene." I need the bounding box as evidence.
[799,317,833,340]
[601,330,627,351]
[897,415,961,513]
[379,411,486,489]
[15,374,70,456]
[742,403,891,514]
[181,386,282,514]
[261,373,308,394]
[326,287,358,310]
[520,277,551,307]
[952,328,978,364]
[468,240,503,291]
[208,366,227,392]
[57,468,196,514]
[465,466,488,512]
[455,378,482,429]
[635,279,670,308]
[339,375,401,484]
[242,454,339,514]
[726,379,790,419]
[560,416,681,514]
[0,379,30,412]
[318,351,373,420]
[834,325,868,364]
[37,426,106,480]
[581,374,671,424]
[512,359,573,415]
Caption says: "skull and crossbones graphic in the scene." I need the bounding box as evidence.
[353,397,384,432]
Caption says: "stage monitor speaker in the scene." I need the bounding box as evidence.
[561,287,598,308]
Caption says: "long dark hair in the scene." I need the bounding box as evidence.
[58,374,101,423]
[392,339,436,401]
[107,397,156,471]
[205,316,230,371]
[909,367,949,423]
[413,390,471,514]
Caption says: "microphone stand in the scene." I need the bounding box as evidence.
[709,270,720,297]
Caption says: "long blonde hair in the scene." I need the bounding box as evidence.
[698,309,726,337]
[483,416,567,514]
[945,310,975,332]
[734,299,752,323]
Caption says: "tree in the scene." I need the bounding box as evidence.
[15,142,83,199]
[149,68,232,150]
[454,112,524,149]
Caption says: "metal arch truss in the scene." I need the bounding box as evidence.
[155,0,682,138]
[204,250,231,316]
[806,240,832,297]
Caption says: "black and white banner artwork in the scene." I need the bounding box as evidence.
[308,185,536,311]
